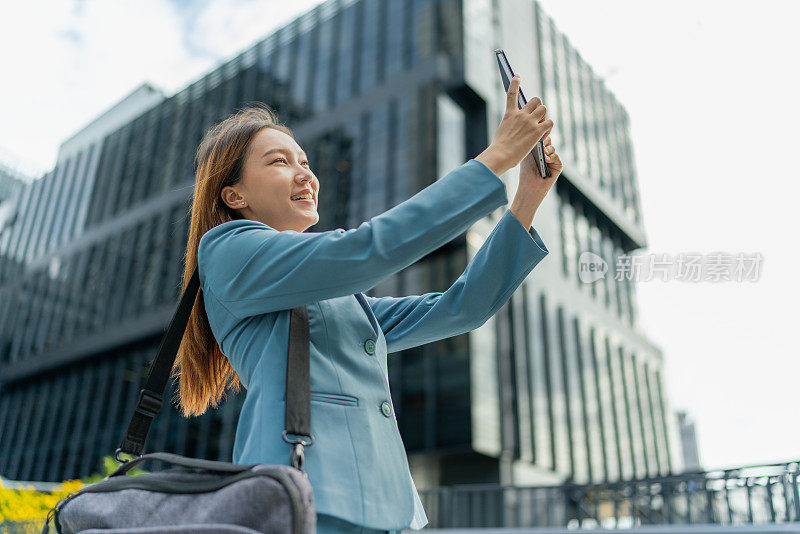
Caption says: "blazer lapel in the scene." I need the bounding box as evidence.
[353,292,380,338]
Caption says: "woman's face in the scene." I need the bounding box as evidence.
[222,128,319,232]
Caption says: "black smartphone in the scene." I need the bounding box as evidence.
[494,49,550,178]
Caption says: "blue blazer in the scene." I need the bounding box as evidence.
[197,158,549,530]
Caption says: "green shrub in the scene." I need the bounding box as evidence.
[0,455,148,522]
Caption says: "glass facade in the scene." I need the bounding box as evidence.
[0,166,26,205]
[592,327,618,482]
[542,294,571,475]
[0,0,680,489]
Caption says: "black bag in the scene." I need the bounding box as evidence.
[42,267,316,533]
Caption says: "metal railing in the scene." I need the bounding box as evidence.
[418,461,800,529]
[3,461,797,532]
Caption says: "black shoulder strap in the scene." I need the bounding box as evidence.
[282,305,314,469]
[116,266,312,469]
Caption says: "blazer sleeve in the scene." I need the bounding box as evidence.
[363,208,549,354]
[198,158,508,319]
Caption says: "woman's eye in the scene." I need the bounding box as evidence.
[272,157,310,167]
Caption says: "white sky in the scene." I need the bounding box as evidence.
[0,0,797,472]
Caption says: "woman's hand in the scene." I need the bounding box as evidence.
[519,133,562,199]
[510,133,563,230]
[474,75,555,177]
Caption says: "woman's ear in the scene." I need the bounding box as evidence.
[220,186,244,210]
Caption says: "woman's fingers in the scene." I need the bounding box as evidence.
[524,96,543,115]
[539,119,554,140]
[530,103,547,123]
[506,75,521,114]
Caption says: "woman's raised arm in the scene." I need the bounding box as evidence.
[198,158,508,319]
[363,208,549,353]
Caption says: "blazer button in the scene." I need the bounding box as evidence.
[380,401,392,417]
[364,338,376,355]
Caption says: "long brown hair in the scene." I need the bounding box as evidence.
[172,103,294,417]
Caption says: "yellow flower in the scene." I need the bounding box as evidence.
[59,479,84,493]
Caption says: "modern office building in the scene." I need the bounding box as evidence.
[0,0,683,489]
[0,164,25,205]
[676,410,702,472]
[0,159,31,283]
[0,157,30,227]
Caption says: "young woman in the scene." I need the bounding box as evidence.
[175,74,562,533]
